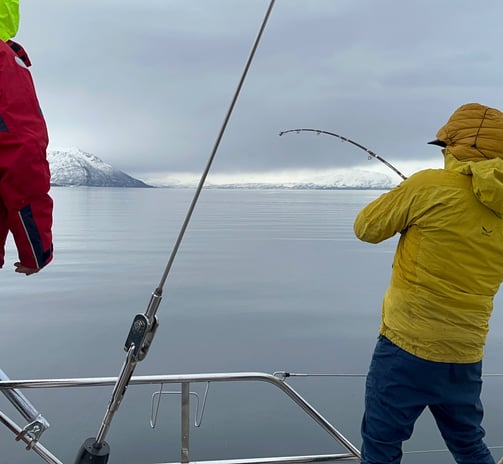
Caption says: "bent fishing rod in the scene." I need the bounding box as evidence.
[75,2,276,463]
[279,128,407,181]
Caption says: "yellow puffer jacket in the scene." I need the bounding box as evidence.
[0,0,19,41]
[354,103,503,363]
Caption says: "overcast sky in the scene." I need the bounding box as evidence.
[15,0,503,182]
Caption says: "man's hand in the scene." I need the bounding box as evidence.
[14,262,39,275]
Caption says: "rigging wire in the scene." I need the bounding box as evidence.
[276,372,503,457]
[155,0,276,295]
[279,128,408,181]
[75,2,277,461]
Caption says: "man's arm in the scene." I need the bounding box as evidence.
[354,180,414,244]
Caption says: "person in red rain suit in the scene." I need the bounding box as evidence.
[0,1,53,275]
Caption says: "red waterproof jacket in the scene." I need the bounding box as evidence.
[0,39,53,270]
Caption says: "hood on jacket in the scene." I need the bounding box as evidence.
[445,152,503,216]
[0,0,19,42]
[432,103,503,162]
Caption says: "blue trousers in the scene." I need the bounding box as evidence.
[361,335,495,464]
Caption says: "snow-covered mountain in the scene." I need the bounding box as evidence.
[47,148,152,188]
[212,170,396,190]
[141,168,398,190]
[47,147,401,190]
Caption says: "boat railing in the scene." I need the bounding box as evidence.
[1,371,502,464]
[0,371,361,464]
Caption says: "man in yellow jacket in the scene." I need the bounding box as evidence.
[354,102,503,464]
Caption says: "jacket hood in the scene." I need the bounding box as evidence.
[445,151,503,216]
[434,103,503,162]
[0,0,19,41]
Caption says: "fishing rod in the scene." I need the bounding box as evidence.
[75,2,276,463]
[279,128,407,181]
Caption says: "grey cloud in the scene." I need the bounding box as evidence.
[14,0,503,177]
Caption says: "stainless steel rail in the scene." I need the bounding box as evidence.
[0,410,62,464]
[0,368,50,447]
[0,372,361,464]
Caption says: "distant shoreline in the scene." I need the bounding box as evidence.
[50,183,392,190]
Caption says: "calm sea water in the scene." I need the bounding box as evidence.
[1,187,502,464]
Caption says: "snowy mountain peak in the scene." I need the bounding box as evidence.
[47,148,152,188]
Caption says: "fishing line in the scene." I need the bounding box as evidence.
[74,2,276,462]
[279,128,407,181]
